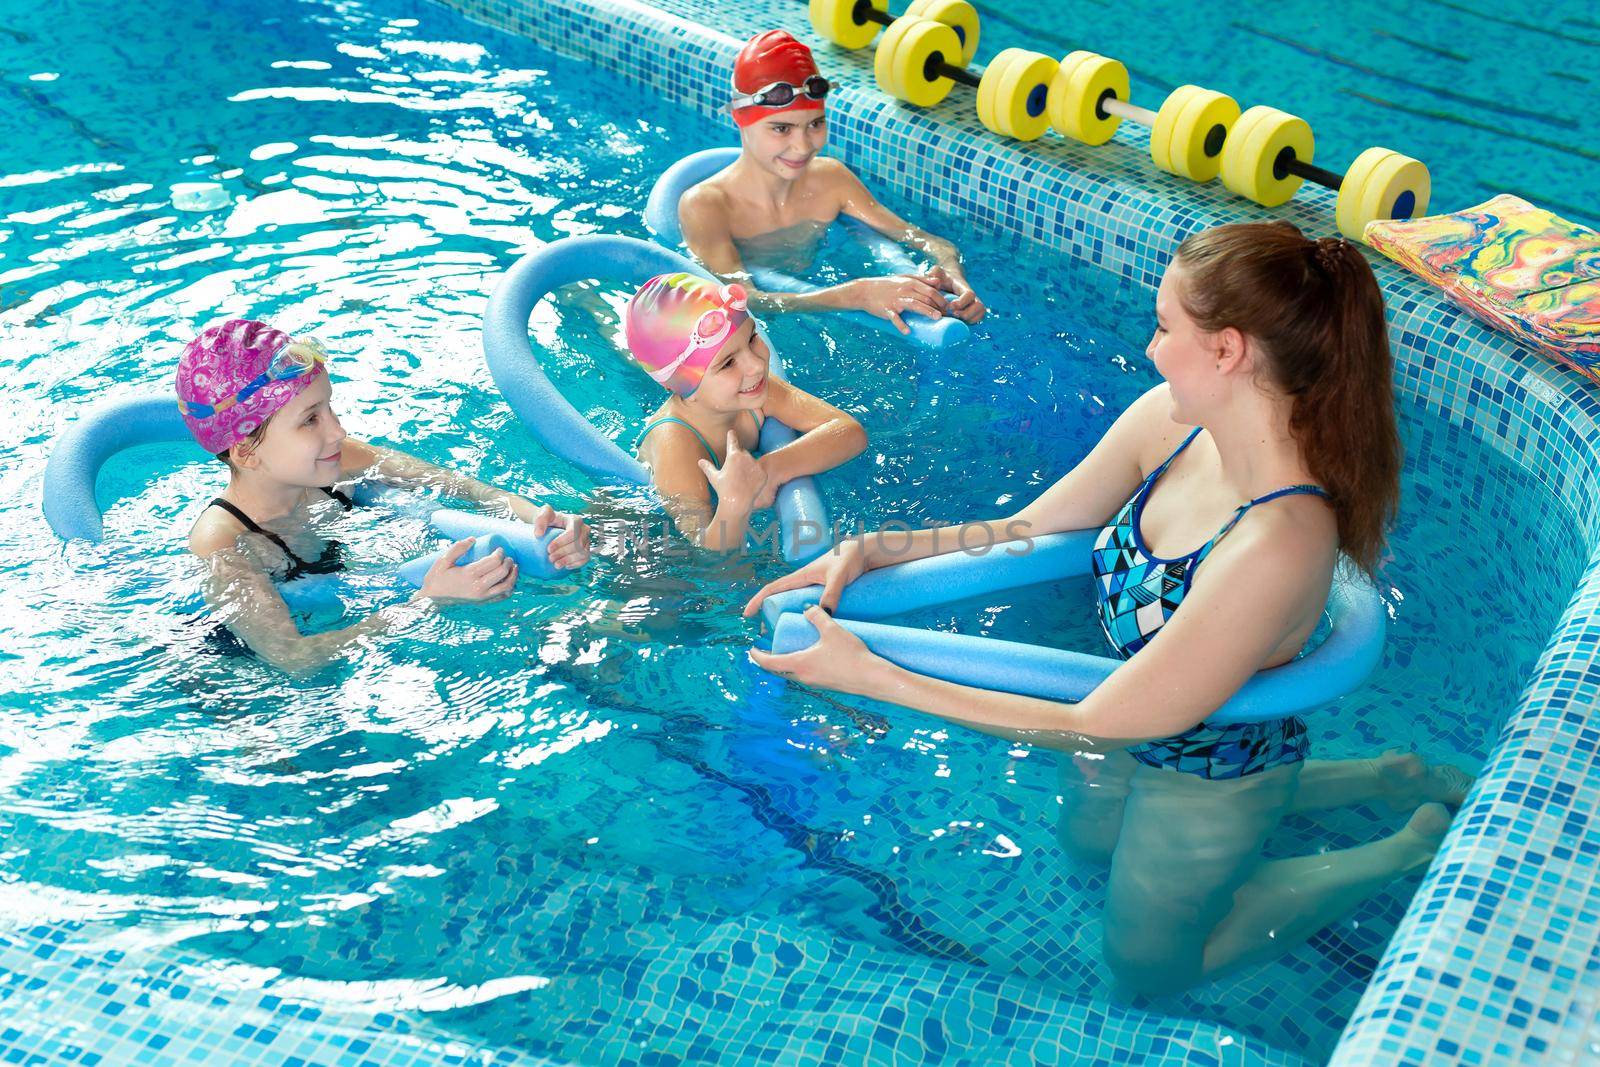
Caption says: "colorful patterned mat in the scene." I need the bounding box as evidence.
[1366,195,1600,383]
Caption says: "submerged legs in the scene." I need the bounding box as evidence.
[1056,750,1468,997]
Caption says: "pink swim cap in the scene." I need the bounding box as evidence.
[174,318,323,454]
[623,273,751,396]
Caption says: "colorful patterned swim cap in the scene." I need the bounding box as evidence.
[731,30,823,129]
[174,318,323,454]
[623,273,751,396]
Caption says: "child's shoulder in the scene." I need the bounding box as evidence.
[639,413,707,455]
[810,156,862,189]
[681,177,733,215]
[812,156,854,178]
[188,503,242,558]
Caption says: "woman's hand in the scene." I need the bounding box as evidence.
[748,605,884,695]
[847,275,947,334]
[418,538,519,604]
[700,431,768,514]
[923,265,987,324]
[743,536,867,618]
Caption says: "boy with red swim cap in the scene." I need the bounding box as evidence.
[679,30,987,335]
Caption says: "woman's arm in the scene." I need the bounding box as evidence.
[824,383,1164,573]
[752,520,1331,748]
[1006,383,1171,536]
[754,377,867,495]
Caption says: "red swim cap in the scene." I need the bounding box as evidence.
[731,30,823,128]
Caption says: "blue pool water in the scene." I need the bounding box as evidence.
[0,0,1588,1063]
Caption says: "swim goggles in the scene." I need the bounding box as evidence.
[177,337,329,420]
[647,284,749,385]
[728,76,831,114]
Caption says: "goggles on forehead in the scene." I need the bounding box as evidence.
[647,285,750,386]
[728,75,831,114]
[177,337,328,420]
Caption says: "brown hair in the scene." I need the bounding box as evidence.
[214,422,269,468]
[1173,220,1400,576]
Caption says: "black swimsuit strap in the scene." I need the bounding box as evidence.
[208,496,304,566]
[207,484,354,573]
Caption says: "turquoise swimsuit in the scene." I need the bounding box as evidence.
[1091,429,1330,780]
[636,410,765,500]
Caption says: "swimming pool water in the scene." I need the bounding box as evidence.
[0,0,1588,1063]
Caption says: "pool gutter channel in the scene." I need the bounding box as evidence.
[428,0,1600,1061]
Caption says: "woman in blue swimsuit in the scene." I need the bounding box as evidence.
[745,221,1472,994]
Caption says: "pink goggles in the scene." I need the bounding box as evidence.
[646,283,750,385]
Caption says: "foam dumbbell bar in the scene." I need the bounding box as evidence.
[1220,105,1431,238]
[1046,52,1239,182]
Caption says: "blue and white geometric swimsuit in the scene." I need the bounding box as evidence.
[1091,428,1329,780]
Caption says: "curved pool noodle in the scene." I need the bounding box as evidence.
[42,392,571,615]
[482,232,829,563]
[759,533,1386,727]
[757,531,1098,628]
[646,147,969,351]
[43,393,191,542]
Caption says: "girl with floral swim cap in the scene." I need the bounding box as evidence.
[677,30,987,336]
[625,273,866,551]
[176,319,592,673]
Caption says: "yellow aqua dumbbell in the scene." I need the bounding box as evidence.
[1221,106,1430,239]
[975,48,1059,141]
[1048,51,1131,146]
[809,0,979,64]
[1150,85,1241,183]
[870,24,1058,144]
[874,12,984,107]
[1336,147,1432,241]
[1047,52,1240,182]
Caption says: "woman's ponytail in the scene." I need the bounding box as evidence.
[1174,222,1401,576]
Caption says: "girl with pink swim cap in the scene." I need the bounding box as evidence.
[176,318,591,672]
[678,30,987,334]
[625,273,866,550]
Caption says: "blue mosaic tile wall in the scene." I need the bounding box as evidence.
[0,924,555,1066]
[423,0,1600,1065]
